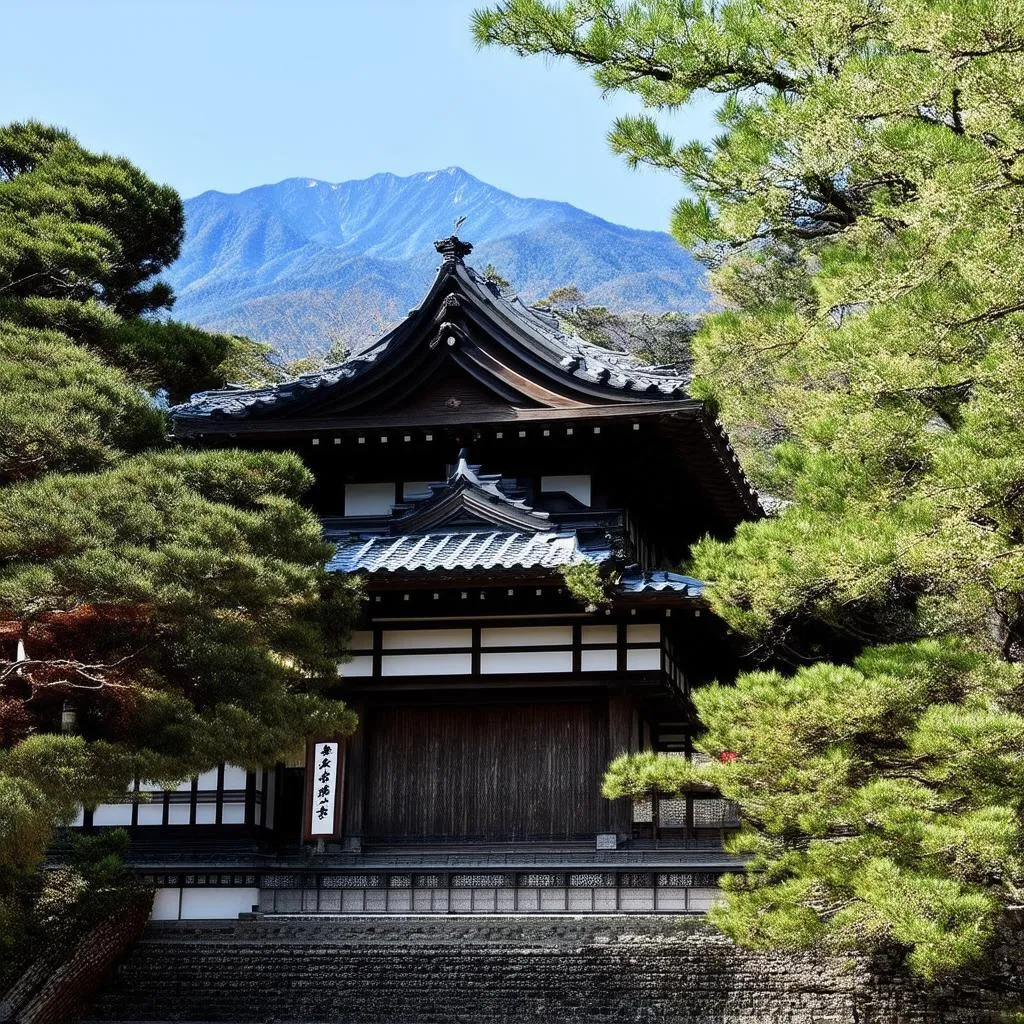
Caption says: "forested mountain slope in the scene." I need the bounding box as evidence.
[165,167,708,358]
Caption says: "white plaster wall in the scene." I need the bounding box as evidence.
[627,623,661,644]
[349,630,374,651]
[656,888,688,911]
[168,803,191,825]
[382,628,472,650]
[338,655,373,677]
[581,650,617,672]
[222,803,246,825]
[626,648,661,671]
[344,482,396,516]
[540,474,592,506]
[481,650,573,674]
[151,888,182,921]
[382,653,472,676]
[618,889,656,912]
[195,803,217,825]
[688,888,723,912]
[582,625,617,645]
[137,803,164,826]
[480,626,572,647]
[179,888,260,920]
[92,803,132,826]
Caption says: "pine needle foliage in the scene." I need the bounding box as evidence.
[476,0,1024,976]
[561,561,613,607]
[0,123,360,955]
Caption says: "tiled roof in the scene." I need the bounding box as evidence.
[171,347,390,420]
[618,568,704,597]
[170,247,691,422]
[322,456,704,597]
[474,274,691,397]
[326,533,705,599]
[327,529,591,574]
[325,454,617,577]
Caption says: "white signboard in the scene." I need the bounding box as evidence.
[308,741,340,837]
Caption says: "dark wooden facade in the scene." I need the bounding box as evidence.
[362,697,609,839]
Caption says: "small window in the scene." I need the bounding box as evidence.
[540,474,591,507]
[344,482,396,516]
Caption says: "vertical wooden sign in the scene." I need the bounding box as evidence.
[303,739,344,841]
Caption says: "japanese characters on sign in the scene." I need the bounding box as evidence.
[308,741,339,837]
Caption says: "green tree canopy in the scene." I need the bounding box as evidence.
[0,122,359,961]
[477,0,1024,977]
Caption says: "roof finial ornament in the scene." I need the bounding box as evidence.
[434,234,473,265]
[450,447,480,485]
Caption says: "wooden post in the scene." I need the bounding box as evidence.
[343,700,368,841]
[607,690,633,838]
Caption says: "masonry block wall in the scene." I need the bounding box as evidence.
[2,893,152,1024]
[85,916,1013,1024]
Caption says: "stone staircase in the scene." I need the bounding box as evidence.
[83,915,1008,1024]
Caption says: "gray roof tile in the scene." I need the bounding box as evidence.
[618,568,704,597]
[327,529,587,574]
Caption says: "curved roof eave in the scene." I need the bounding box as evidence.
[169,238,694,424]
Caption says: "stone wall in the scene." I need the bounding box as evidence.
[85,915,1013,1024]
[1,892,152,1024]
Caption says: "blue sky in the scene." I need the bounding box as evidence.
[4,0,719,232]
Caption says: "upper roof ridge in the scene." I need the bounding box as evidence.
[459,262,689,391]
[169,238,694,422]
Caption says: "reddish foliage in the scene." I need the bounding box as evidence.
[0,697,33,745]
[0,604,154,745]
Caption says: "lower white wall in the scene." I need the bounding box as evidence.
[151,887,260,921]
[626,648,661,671]
[180,888,260,919]
[481,650,573,674]
[581,649,616,672]
[382,652,472,676]
[137,803,164,826]
[92,803,133,826]
[151,888,182,920]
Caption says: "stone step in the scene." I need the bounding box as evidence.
[85,916,1007,1024]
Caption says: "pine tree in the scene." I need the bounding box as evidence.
[0,123,359,959]
[482,263,512,290]
[476,1,1024,976]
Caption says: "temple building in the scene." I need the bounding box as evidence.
[73,237,760,920]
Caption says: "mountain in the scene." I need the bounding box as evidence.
[165,167,709,360]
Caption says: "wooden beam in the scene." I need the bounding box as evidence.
[173,401,701,437]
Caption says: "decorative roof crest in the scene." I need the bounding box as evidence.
[383,453,551,535]
[449,448,480,486]
[434,235,474,264]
